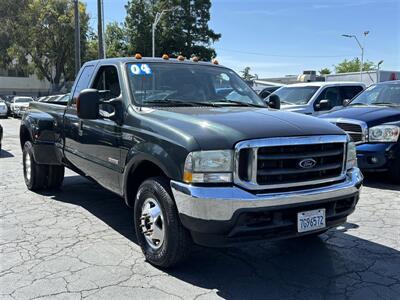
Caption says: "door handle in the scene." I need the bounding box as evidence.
[78,120,83,136]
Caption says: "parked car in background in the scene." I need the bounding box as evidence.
[2,95,15,116]
[321,80,400,182]
[10,96,33,118]
[267,82,365,115]
[0,99,8,117]
[20,57,362,267]
[254,85,282,99]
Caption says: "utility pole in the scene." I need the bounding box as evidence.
[341,31,369,82]
[97,0,105,59]
[74,0,81,76]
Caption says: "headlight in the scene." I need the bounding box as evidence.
[346,142,357,170]
[369,125,400,142]
[183,150,233,183]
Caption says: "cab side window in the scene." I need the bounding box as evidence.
[71,65,94,105]
[340,86,364,101]
[315,87,341,110]
[92,66,121,100]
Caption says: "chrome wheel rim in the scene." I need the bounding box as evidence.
[140,198,165,249]
[25,153,31,181]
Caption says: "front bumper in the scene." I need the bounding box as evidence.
[171,168,363,246]
[356,143,399,171]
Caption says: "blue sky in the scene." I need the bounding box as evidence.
[85,0,400,78]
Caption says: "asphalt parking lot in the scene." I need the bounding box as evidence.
[1,117,399,300]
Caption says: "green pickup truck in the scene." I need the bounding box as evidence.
[20,57,363,267]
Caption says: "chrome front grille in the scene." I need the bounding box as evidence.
[324,118,368,145]
[234,135,348,191]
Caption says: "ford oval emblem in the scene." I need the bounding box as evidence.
[299,158,317,169]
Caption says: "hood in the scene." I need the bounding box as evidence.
[140,106,345,150]
[320,106,400,127]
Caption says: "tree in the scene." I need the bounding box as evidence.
[241,67,255,81]
[0,0,89,91]
[124,0,221,60]
[105,22,129,58]
[125,0,154,56]
[319,68,331,75]
[334,58,375,74]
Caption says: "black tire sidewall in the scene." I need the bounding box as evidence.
[22,141,35,189]
[134,177,188,267]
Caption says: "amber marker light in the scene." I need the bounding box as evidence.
[134,53,142,59]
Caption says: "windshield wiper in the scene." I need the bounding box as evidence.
[144,99,219,107]
[372,102,400,106]
[214,99,266,108]
[349,103,368,106]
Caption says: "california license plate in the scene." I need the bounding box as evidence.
[297,209,326,233]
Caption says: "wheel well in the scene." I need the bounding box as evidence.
[20,126,31,149]
[125,160,167,207]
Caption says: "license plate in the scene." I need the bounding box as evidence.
[297,209,326,233]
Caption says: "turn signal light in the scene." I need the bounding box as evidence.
[162,54,169,60]
[177,55,185,61]
[134,53,142,59]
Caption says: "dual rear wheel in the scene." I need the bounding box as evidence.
[22,141,64,191]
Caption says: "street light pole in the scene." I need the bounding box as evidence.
[377,60,384,83]
[152,7,179,57]
[342,31,369,82]
[74,0,81,76]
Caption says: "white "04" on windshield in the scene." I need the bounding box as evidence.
[130,64,152,75]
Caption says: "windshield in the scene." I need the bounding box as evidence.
[15,97,33,103]
[126,62,264,107]
[270,86,319,105]
[350,83,400,106]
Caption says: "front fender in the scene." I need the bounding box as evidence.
[21,112,63,165]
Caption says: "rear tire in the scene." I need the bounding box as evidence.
[48,165,65,189]
[134,177,192,268]
[23,141,48,190]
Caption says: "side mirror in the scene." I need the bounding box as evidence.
[267,94,281,110]
[77,89,100,119]
[343,99,351,106]
[316,99,331,111]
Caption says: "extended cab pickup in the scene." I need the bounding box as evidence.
[20,57,363,267]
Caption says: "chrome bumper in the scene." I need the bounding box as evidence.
[171,168,363,221]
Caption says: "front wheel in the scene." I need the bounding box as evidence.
[134,177,192,268]
[23,141,48,190]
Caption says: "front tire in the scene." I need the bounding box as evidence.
[134,177,192,268]
[23,141,48,190]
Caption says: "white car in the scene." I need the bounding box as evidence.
[0,100,8,117]
[267,82,366,115]
[10,96,33,118]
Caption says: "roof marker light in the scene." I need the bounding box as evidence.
[191,56,199,62]
[134,53,142,59]
[177,55,185,61]
[162,54,169,60]
[212,59,219,65]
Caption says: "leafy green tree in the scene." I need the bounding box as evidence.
[0,0,89,91]
[334,58,375,73]
[319,68,331,75]
[124,0,220,60]
[241,67,255,81]
[125,0,154,56]
[105,22,129,58]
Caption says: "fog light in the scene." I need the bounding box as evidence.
[370,157,378,164]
